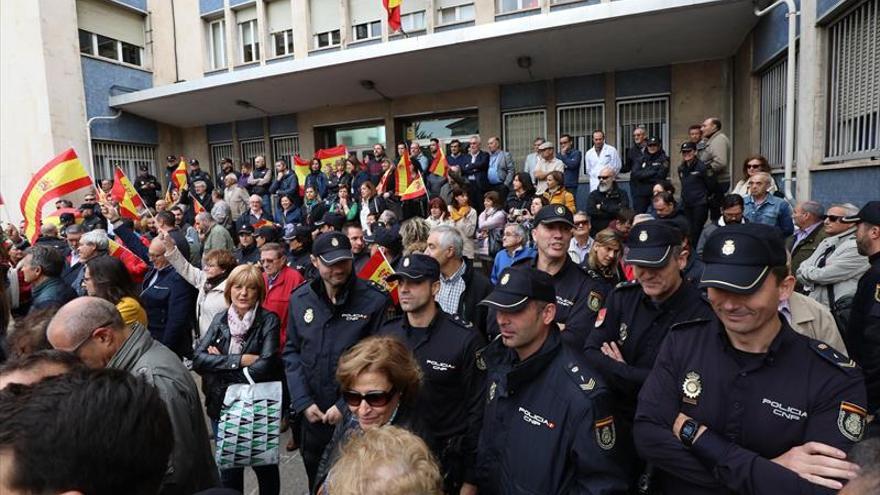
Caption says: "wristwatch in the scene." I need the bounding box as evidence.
[679,418,701,448]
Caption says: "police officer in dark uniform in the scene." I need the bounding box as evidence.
[677,142,717,247]
[635,223,867,494]
[233,224,260,265]
[488,204,606,350]
[475,266,630,494]
[282,232,390,489]
[631,136,670,213]
[844,201,880,424]
[187,159,214,195]
[380,254,486,494]
[134,163,161,208]
[285,224,317,281]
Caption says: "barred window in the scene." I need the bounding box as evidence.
[760,56,798,168]
[617,97,669,154]
[502,109,547,168]
[826,0,880,161]
[558,103,605,152]
[210,142,233,179]
[240,139,266,166]
[272,135,300,166]
[91,141,157,183]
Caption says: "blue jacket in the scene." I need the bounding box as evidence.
[558,148,583,189]
[744,194,794,238]
[274,206,303,226]
[462,151,490,191]
[269,171,299,199]
[490,246,536,285]
[305,172,328,199]
[29,277,77,312]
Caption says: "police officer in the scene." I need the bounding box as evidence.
[285,224,318,281]
[380,254,486,494]
[844,201,880,418]
[187,159,214,194]
[631,136,670,213]
[282,232,390,488]
[134,163,161,209]
[677,142,717,247]
[233,224,260,265]
[488,204,607,350]
[635,223,867,493]
[475,266,630,494]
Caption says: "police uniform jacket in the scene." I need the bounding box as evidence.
[134,172,161,206]
[846,251,880,412]
[234,243,260,265]
[188,169,214,194]
[631,151,670,197]
[584,280,714,421]
[634,316,867,494]
[381,308,487,483]
[475,329,630,495]
[283,274,389,414]
[288,247,318,281]
[677,158,716,207]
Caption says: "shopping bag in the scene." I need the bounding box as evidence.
[215,368,282,469]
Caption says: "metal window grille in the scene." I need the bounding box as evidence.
[211,142,234,179]
[240,138,266,165]
[617,97,669,154]
[760,56,799,168]
[91,141,157,183]
[502,109,547,168]
[826,0,880,161]
[558,103,605,152]
[272,135,300,166]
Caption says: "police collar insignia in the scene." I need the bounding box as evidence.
[594,416,616,450]
[618,323,628,344]
[875,283,880,303]
[721,239,735,256]
[488,382,496,401]
[639,230,648,242]
[304,308,314,323]
[838,401,866,442]
[682,371,702,403]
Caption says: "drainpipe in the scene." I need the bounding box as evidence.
[86,110,123,180]
[753,0,798,201]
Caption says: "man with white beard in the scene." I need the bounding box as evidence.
[586,166,630,233]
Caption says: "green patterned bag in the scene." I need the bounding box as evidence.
[215,368,282,469]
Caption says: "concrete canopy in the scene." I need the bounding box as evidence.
[111,0,758,127]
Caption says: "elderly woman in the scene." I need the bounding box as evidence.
[193,264,282,494]
[731,155,778,197]
[314,335,428,493]
[83,255,146,327]
[162,232,237,338]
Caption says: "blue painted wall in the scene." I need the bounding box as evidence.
[200,0,224,15]
[207,123,233,143]
[236,118,264,139]
[810,167,880,208]
[269,114,298,135]
[229,0,254,7]
[500,81,546,110]
[752,0,801,70]
[116,0,146,12]
[817,0,848,23]
[81,56,157,143]
[615,66,670,98]
[556,73,605,103]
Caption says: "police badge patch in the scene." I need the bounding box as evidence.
[837,401,866,442]
[618,323,628,344]
[588,291,602,312]
[594,416,616,450]
[682,371,702,404]
[304,308,314,324]
[488,382,497,402]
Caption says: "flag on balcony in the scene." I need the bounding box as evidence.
[293,154,311,196]
[20,148,93,243]
[384,0,402,32]
[315,145,348,171]
[429,141,449,178]
[110,166,145,220]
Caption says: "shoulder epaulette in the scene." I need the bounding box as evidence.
[365,280,389,294]
[563,360,602,396]
[447,313,474,329]
[810,340,860,372]
[669,318,710,331]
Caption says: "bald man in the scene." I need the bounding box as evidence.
[47,297,218,494]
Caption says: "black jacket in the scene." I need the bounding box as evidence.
[188,169,214,194]
[677,158,717,207]
[456,258,493,338]
[630,150,670,197]
[623,143,646,175]
[233,243,260,265]
[475,329,631,494]
[193,307,282,420]
[283,274,390,413]
[462,151,490,191]
[587,184,630,233]
[846,252,880,412]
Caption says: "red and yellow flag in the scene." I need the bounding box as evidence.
[252,219,272,230]
[357,249,399,304]
[192,196,206,215]
[110,167,145,220]
[400,174,427,201]
[384,0,402,32]
[42,208,83,228]
[394,152,415,196]
[293,154,311,196]
[315,145,348,172]
[171,157,188,191]
[20,148,93,243]
[108,238,148,283]
[429,141,449,178]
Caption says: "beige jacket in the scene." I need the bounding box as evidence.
[786,291,847,355]
[224,185,250,221]
[699,131,731,183]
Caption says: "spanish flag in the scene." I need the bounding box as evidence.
[384,0,402,32]
[429,141,449,178]
[42,207,83,228]
[109,238,149,283]
[293,154,311,196]
[394,152,415,196]
[171,157,188,191]
[357,249,399,304]
[400,174,427,201]
[110,166,145,220]
[20,148,93,243]
[315,145,348,172]
[192,196,206,215]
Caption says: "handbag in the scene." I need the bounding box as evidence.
[487,227,504,258]
[215,368,282,469]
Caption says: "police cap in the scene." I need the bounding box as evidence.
[646,136,661,146]
[365,226,402,251]
[479,267,555,311]
[680,141,697,153]
[533,204,575,228]
[842,200,880,225]
[283,224,314,241]
[625,220,683,267]
[237,224,255,236]
[255,225,279,243]
[314,212,345,231]
[700,223,786,294]
[313,232,353,265]
[387,253,440,282]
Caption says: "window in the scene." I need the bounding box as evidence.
[760,56,798,167]
[240,139,266,166]
[353,21,381,41]
[79,29,94,55]
[96,34,119,59]
[616,97,669,157]
[211,142,234,178]
[272,135,301,166]
[315,29,341,48]
[399,112,480,142]
[78,29,144,67]
[438,3,475,24]
[76,0,145,66]
[826,0,879,161]
[558,103,605,151]
[120,41,141,65]
[401,11,426,31]
[503,110,547,167]
[91,141,157,183]
[272,29,294,57]
[497,0,540,14]
[208,19,226,69]
[239,19,260,63]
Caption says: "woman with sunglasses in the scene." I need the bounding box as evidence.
[731,155,778,197]
[314,335,429,493]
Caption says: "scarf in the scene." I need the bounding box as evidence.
[203,271,229,293]
[226,306,256,354]
[449,205,471,222]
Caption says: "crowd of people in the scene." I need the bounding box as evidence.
[1,116,879,495]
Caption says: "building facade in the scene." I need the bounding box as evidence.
[1,0,877,223]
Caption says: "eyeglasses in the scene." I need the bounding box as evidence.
[826,215,845,223]
[260,257,281,264]
[746,164,763,169]
[342,389,396,408]
[598,176,611,180]
[574,221,590,227]
[67,319,115,355]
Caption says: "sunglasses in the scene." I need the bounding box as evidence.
[574,221,590,227]
[598,176,611,180]
[826,215,846,223]
[343,389,396,408]
[746,164,763,169]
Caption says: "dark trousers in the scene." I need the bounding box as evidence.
[211,421,280,495]
[302,419,334,492]
[684,205,709,247]
[709,180,730,221]
[632,194,652,214]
